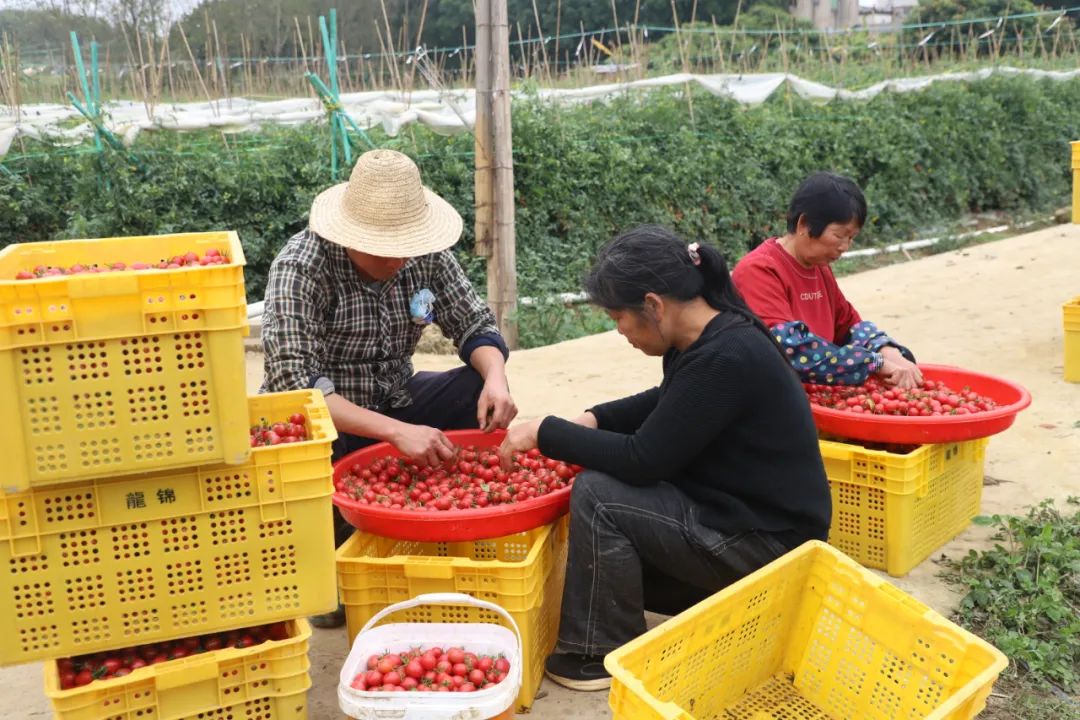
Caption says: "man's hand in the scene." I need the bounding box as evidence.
[390,423,457,467]
[477,375,518,432]
[497,418,542,470]
[877,347,923,390]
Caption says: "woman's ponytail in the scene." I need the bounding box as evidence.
[694,244,787,359]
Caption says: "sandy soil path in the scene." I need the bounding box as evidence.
[4,225,1077,719]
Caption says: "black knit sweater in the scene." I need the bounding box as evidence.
[537,314,831,543]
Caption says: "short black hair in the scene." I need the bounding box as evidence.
[785,172,867,237]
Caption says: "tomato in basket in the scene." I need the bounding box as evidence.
[349,647,512,693]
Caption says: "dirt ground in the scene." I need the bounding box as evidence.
[3,225,1078,719]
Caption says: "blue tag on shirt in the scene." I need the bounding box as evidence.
[409,288,436,325]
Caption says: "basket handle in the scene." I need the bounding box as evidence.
[358,592,524,683]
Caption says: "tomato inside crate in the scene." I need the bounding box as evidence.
[333,430,577,542]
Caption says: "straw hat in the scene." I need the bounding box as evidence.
[309,149,463,257]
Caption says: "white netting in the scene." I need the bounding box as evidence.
[3,66,1080,156]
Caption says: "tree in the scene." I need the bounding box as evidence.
[0,7,121,52]
[904,0,1065,56]
[177,0,403,61]
[110,0,170,34]
[417,0,755,50]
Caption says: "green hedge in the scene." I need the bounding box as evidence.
[2,75,1077,302]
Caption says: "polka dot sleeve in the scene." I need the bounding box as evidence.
[770,320,884,386]
[845,320,915,361]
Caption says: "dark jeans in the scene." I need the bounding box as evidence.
[556,470,792,656]
[329,365,485,546]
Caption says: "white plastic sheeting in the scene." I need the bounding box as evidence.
[3,66,1080,157]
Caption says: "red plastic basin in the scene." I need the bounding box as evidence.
[810,364,1031,444]
[332,429,572,542]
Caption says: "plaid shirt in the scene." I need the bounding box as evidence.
[261,228,502,410]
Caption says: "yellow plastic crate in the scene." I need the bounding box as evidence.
[606,541,1008,720]
[0,232,251,491]
[43,619,311,720]
[336,518,564,611]
[820,437,988,577]
[1065,296,1080,382]
[339,518,567,712]
[0,390,338,666]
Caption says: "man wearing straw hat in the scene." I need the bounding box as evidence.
[261,150,517,625]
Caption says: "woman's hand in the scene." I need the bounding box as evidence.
[878,347,923,390]
[497,418,543,470]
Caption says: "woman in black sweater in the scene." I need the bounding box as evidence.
[498,225,831,691]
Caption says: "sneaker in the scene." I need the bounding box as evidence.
[309,604,345,629]
[545,652,612,691]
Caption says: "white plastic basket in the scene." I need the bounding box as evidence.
[338,592,524,720]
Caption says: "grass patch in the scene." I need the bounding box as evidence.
[517,302,614,350]
[943,498,1080,718]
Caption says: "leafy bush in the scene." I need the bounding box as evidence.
[2,75,1077,304]
[948,499,1080,691]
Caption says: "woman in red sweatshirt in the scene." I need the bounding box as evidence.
[732,172,922,388]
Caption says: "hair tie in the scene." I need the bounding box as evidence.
[687,242,702,266]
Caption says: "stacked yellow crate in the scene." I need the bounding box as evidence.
[0,233,338,720]
[820,436,989,577]
[336,518,569,713]
[1065,296,1080,382]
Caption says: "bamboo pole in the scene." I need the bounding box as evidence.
[711,16,725,72]
[777,16,792,112]
[164,35,176,101]
[358,46,368,91]
[214,20,231,106]
[342,37,355,92]
[610,0,621,52]
[241,33,252,95]
[379,0,405,93]
[490,0,518,348]
[152,29,168,116]
[121,23,147,113]
[462,25,471,87]
[178,22,217,115]
[670,0,696,125]
[729,0,745,67]
[405,0,430,94]
[531,0,551,84]
[632,0,644,79]
[307,16,317,78]
[374,21,393,91]
[136,31,149,107]
[475,0,495,261]
[516,22,530,79]
[0,33,22,123]
[202,9,217,97]
[554,0,562,78]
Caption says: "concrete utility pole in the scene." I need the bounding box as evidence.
[474,0,519,348]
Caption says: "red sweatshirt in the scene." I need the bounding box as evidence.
[731,238,861,343]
